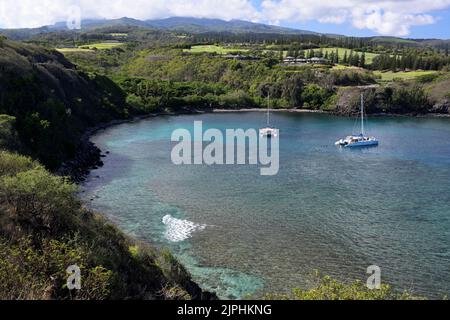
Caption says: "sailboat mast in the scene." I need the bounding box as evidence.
[361,93,365,135]
[267,93,270,126]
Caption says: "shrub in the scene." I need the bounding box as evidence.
[301,84,334,110]
[0,115,20,150]
[264,274,424,300]
[0,151,39,177]
[0,167,79,236]
[0,236,113,300]
[217,90,255,109]
[390,86,430,113]
[416,73,440,84]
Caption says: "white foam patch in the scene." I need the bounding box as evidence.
[162,215,207,242]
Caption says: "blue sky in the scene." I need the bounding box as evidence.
[268,3,450,38]
[279,12,450,39]
[1,0,450,39]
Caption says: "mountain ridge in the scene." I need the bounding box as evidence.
[0,16,325,39]
[1,16,449,45]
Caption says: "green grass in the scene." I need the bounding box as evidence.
[109,33,128,37]
[183,45,249,54]
[370,37,418,44]
[56,48,93,53]
[374,70,439,82]
[332,64,362,70]
[314,48,379,64]
[81,42,125,50]
[57,42,125,54]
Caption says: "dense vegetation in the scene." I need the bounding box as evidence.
[0,40,131,169]
[62,43,449,116]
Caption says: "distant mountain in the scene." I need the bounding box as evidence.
[79,17,153,29]
[0,16,321,40]
[0,26,52,40]
[2,17,448,45]
[144,17,319,35]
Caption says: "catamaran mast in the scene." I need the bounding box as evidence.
[361,93,365,136]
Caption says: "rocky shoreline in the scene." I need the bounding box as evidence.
[57,112,178,182]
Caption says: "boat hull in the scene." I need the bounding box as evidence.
[344,140,379,148]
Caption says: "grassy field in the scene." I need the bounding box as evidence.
[374,70,439,82]
[370,37,418,45]
[81,42,125,50]
[56,48,93,53]
[332,64,362,70]
[109,33,128,37]
[57,42,125,54]
[313,48,379,64]
[184,45,249,54]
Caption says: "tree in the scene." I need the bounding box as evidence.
[0,115,20,151]
[278,50,284,62]
[348,50,354,66]
[360,52,366,68]
[329,51,335,65]
[343,51,348,64]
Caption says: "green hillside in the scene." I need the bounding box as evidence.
[0,40,129,168]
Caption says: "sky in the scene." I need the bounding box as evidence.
[0,0,450,38]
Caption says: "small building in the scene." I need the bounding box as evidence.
[310,57,329,64]
[223,54,260,61]
[282,57,330,65]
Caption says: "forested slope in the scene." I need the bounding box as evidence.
[0,39,129,169]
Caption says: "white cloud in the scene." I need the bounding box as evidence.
[0,0,260,29]
[0,0,449,36]
[261,0,450,36]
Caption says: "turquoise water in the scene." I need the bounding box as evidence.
[81,112,450,299]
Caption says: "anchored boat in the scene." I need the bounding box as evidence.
[260,93,279,138]
[336,94,379,148]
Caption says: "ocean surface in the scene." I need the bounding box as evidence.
[81,112,450,299]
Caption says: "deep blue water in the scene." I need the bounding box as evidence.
[81,112,450,299]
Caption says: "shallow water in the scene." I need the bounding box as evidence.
[81,112,450,299]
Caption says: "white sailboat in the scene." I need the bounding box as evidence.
[335,93,379,148]
[259,93,279,138]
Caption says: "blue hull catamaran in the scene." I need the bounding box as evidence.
[335,93,379,148]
